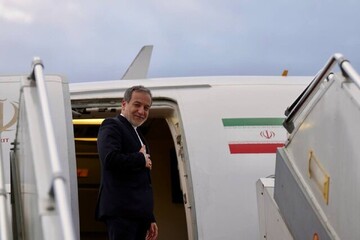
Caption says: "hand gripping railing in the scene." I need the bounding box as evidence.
[283,53,360,133]
[0,133,11,240]
[29,58,76,240]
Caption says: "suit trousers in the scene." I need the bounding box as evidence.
[105,216,150,240]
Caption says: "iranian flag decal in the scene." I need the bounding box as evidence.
[222,118,286,154]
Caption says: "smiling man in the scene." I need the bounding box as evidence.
[96,85,158,240]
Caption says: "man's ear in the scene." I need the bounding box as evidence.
[121,99,126,108]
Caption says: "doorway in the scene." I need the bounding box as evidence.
[72,100,189,240]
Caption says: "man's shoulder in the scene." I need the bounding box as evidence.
[101,116,130,129]
[102,115,121,123]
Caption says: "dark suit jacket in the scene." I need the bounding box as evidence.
[95,115,155,222]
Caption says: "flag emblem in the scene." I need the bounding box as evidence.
[222,118,286,154]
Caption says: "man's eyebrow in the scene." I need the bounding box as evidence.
[133,100,150,107]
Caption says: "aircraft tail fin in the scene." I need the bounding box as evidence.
[121,45,153,80]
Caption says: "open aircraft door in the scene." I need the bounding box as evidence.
[9,58,79,240]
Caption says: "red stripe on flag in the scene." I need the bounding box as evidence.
[229,143,284,154]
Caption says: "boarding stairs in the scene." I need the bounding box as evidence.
[257,54,360,240]
[0,58,79,240]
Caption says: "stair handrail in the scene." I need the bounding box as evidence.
[283,53,360,133]
[28,58,76,240]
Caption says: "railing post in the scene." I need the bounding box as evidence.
[334,54,360,88]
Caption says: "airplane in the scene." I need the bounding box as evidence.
[0,46,314,240]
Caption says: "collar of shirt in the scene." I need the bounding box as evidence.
[120,113,144,145]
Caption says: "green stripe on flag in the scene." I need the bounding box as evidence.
[222,118,284,127]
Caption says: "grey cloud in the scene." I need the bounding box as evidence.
[0,0,359,82]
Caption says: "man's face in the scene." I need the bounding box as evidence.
[122,91,151,127]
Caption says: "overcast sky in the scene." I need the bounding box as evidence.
[1,0,359,82]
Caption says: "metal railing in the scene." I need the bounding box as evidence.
[283,53,360,133]
[28,58,76,240]
[0,132,11,240]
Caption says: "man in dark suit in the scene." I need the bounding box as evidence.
[96,85,158,240]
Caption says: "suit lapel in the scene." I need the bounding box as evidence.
[118,115,142,147]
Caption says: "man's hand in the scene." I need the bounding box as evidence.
[140,145,152,170]
[146,222,158,240]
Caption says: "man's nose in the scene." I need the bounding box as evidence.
[138,106,145,114]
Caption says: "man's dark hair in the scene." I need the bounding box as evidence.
[123,85,152,104]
